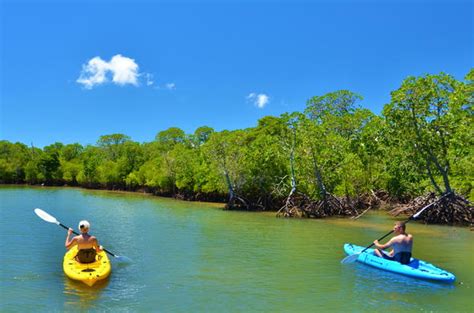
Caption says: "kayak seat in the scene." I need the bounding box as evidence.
[408,259,420,269]
[75,248,97,264]
[375,250,412,265]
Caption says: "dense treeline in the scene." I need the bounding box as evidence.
[1,71,473,222]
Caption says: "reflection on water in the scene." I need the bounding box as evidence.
[341,262,456,312]
[61,261,143,311]
[351,263,456,292]
[63,276,109,311]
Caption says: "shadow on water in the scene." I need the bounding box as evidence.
[63,276,109,311]
[352,263,455,291]
[341,262,455,311]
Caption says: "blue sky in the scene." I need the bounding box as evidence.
[1,0,472,148]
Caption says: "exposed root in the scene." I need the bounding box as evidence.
[389,192,473,226]
[276,192,354,218]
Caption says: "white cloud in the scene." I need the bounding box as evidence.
[109,55,138,85]
[165,83,176,90]
[256,94,269,108]
[247,92,269,108]
[145,73,154,86]
[153,82,176,90]
[76,57,109,89]
[77,54,140,89]
[247,92,256,99]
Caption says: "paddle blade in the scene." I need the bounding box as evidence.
[341,253,360,264]
[114,255,133,264]
[34,208,59,224]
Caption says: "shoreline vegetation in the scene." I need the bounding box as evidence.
[1,71,473,226]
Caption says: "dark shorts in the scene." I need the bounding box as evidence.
[377,250,412,265]
[76,248,97,263]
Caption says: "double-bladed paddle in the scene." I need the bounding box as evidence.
[341,192,451,264]
[34,208,131,263]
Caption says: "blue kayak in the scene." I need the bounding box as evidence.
[343,243,456,283]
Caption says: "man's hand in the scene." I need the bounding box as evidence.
[68,228,73,235]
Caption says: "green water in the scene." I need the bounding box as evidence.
[0,186,473,312]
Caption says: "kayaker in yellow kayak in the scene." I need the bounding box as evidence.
[373,221,413,264]
[65,220,103,263]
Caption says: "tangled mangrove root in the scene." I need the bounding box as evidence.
[276,192,355,218]
[389,192,473,226]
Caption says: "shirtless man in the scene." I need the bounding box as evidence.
[373,221,413,265]
[65,220,102,263]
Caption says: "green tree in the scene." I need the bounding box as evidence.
[0,141,30,183]
[384,73,465,195]
[60,143,84,185]
[77,146,103,187]
[303,91,369,197]
[97,134,131,161]
[155,127,186,149]
[447,69,474,198]
[202,130,249,208]
[118,141,144,188]
[39,143,63,184]
[192,126,214,146]
[24,146,45,184]
[242,116,288,207]
[305,90,362,123]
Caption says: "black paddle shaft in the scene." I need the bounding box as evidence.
[58,223,79,235]
[60,223,117,257]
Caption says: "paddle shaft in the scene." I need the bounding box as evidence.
[59,222,118,258]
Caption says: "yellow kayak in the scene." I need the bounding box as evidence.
[63,246,111,286]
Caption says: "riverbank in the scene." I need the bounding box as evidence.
[0,183,226,208]
[3,183,472,227]
[1,183,392,211]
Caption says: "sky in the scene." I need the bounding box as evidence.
[1,0,472,148]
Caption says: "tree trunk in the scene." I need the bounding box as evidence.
[410,105,452,195]
[310,146,327,200]
[224,168,235,202]
[425,157,443,195]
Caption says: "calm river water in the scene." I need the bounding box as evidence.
[0,186,473,312]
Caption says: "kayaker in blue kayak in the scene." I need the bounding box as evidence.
[65,220,103,264]
[373,221,413,264]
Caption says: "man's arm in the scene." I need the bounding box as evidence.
[65,228,76,249]
[93,237,103,252]
[374,238,394,250]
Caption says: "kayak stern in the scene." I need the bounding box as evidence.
[63,246,111,287]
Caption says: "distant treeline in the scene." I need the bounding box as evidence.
[1,71,473,209]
